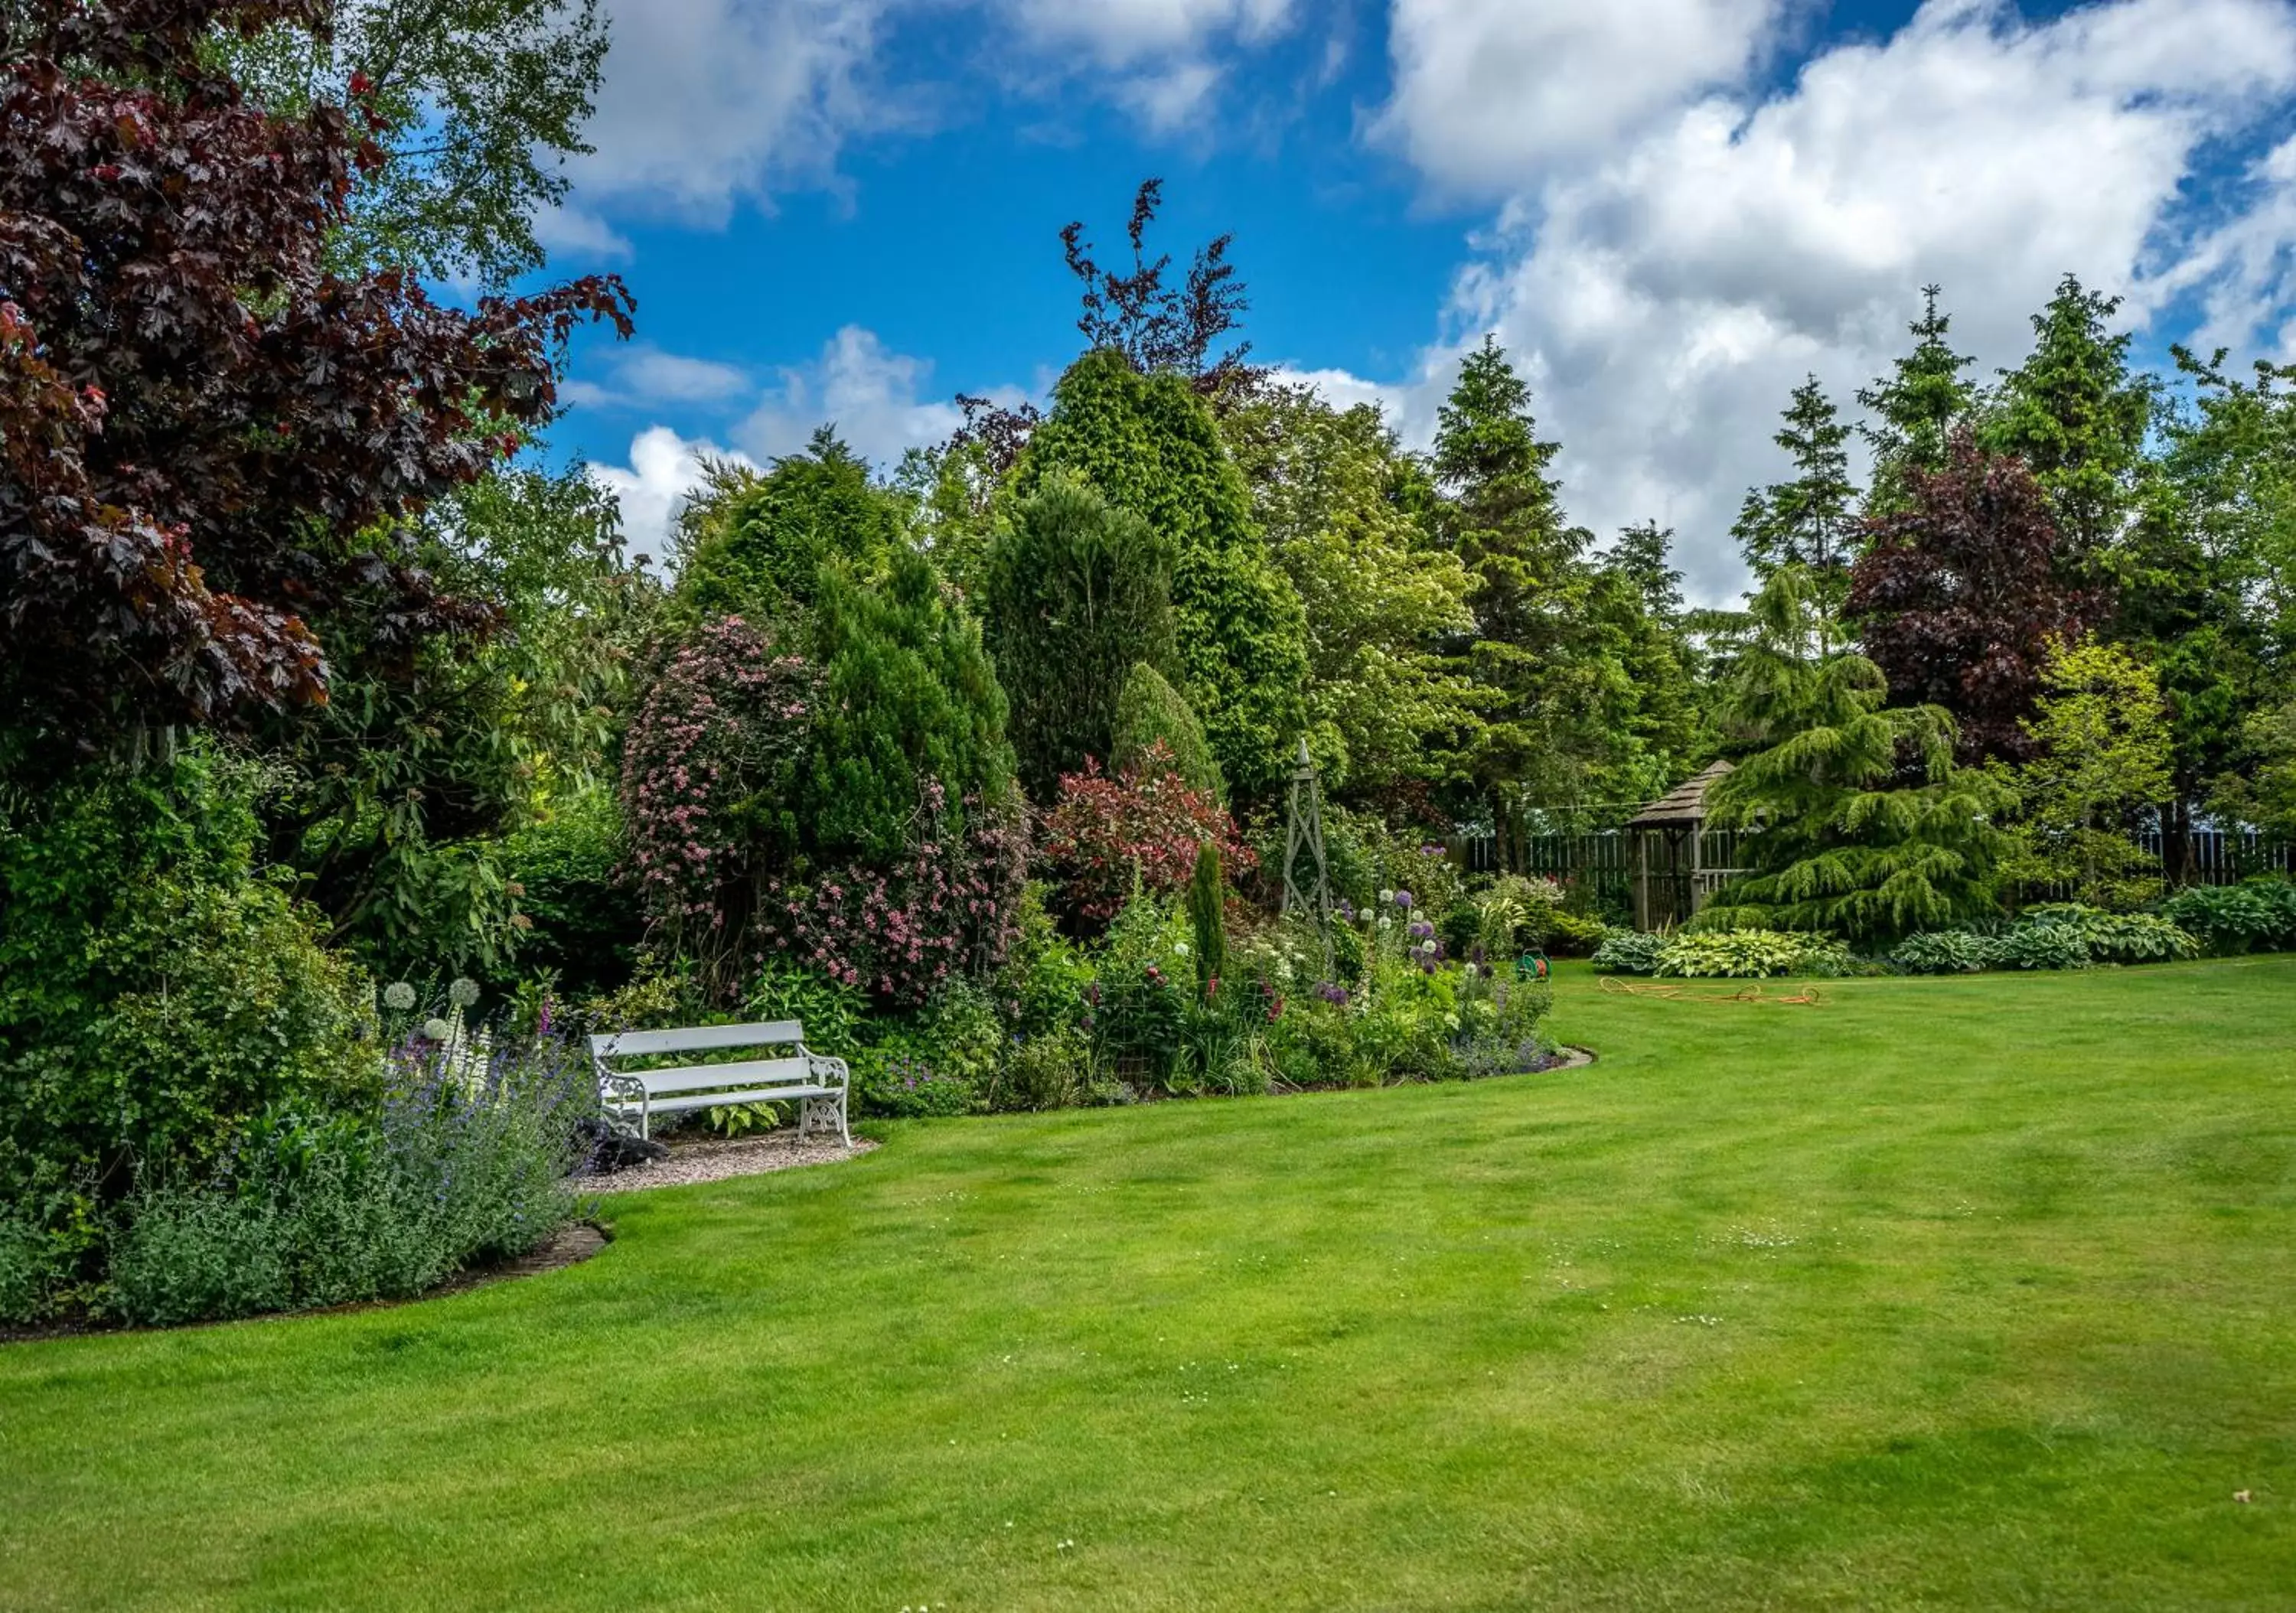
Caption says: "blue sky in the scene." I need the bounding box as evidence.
[534,0,2296,601]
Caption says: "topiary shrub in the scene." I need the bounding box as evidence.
[1590,930,1664,974]
[1110,661,1224,800]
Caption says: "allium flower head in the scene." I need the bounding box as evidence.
[383,982,417,1012]
[448,977,481,1009]
[422,1017,454,1042]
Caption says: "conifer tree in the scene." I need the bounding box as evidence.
[1110,663,1225,800]
[1730,376,1861,647]
[1430,338,1616,844]
[981,471,1177,800]
[1983,274,2153,565]
[1701,569,2012,942]
[1015,350,1308,799]
[1859,285,1979,516]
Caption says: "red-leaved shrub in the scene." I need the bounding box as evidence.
[1040,744,1253,929]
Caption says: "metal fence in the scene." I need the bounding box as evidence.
[1461,826,2291,907]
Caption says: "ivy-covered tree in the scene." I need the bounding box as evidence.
[1221,382,1480,801]
[1983,274,2153,567]
[667,429,908,627]
[981,470,1177,800]
[1848,432,2090,764]
[220,0,608,287]
[1730,376,1861,644]
[1016,349,1309,799]
[1701,568,2013,942]
[0,0,633,752]
[1858,285,1979,518]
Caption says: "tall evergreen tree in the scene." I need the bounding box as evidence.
[1430,338,1616,844]
[980,471,1177,801]
[666,429,908,627]
[1701,568,2012,943]
[1859,285,1979,516]
[1983,274,2153,566]
[1015,350,1309,799]
[1730,376,1861,647]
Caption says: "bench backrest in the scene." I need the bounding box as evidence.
[590,1022,824,1100]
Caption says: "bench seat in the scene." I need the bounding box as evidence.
[589,1020,850,1145]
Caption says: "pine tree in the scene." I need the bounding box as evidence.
[1730,376,1861,647]
[1430,338,1614,844]
[1983,274,2153,565]
[1859,285,1979,517]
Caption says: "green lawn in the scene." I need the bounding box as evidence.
[6,960,2295,1611]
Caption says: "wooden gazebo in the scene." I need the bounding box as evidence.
[1628,761,1740,931]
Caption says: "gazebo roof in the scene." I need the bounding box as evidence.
[1627,760,1733,829]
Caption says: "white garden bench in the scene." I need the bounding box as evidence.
[589,1021,850,1146]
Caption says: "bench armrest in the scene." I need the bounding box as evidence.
[801,1049,850,1090]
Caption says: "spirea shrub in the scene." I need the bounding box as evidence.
[1040,744,1253,930]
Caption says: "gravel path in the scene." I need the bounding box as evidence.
[580,1131,878,1193]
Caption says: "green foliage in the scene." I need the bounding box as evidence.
[1110,662,1225,800]
[1889,930,1991,975]
[1731,376,1861,638]
[986,1028,1101,1113]
[1701,567,2013,942]
[1544,909,1609,957]
[2020,905,2199,964]
[261,464,654,979]
[0,1210,47,1324]
[745,957,873,1057]
[1590,930,1665,974]
[997,885,1097,1038]
[669,432,909,624]
[498,790,641,994]
[1982,923,2091,972]
[1981,274,2153,563]
[982,471,1178,799]
[0,751,376,1269]
[1187,839,1228,992]
[806,548,1019,864]
[856,1047,976,1119]
[1654,930,1848,979]
[2158,881,2296,955]
[105,1041,586,1326]
[1859,285,1981,516]
[2009,637,2174,909]
[1221,382,1481,795]
[1091,892,1190,1077]
[1017,349,1309,797]
[223,0,609,287]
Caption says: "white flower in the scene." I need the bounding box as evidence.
[383,982,416,1012]
[422,1018,454,1042]
[1378,888,1394,904]
[448,977,481,1009]
[1172,940,1190,956]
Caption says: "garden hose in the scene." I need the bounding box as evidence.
[1597,976,1826,1007]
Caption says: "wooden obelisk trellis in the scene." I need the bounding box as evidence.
[1280,738,1335,967]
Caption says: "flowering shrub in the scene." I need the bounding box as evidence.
[756,782,1029,1009]
[1040,744,1253,929]
[619,615,816,994]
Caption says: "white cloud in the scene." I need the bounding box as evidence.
[1372,0,1786,193]
[570,0,892,224]
[1374,0,2296,602]
[564,344,753,413]
[1001,0,1295,66]
[589,426,757,565]
[735,325,969,469]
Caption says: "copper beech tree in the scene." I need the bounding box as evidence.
[0,0,633,748]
